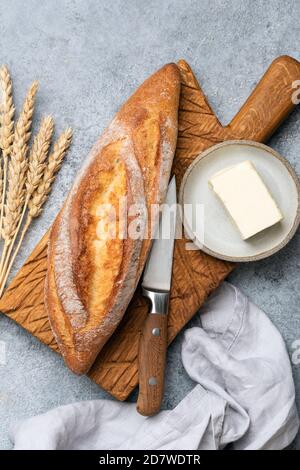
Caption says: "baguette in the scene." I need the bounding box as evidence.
[45,64,181,374]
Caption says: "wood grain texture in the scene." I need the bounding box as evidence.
[137,312,168,416]
[0,56,300,400]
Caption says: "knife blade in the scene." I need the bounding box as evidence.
[137,176,177,416]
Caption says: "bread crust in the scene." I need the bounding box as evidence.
[45,63,181,374]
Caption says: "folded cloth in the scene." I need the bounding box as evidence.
[10,283,299,450]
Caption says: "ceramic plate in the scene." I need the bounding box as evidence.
[179,140,300,262]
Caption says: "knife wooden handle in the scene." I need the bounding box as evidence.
[137,312,168,416]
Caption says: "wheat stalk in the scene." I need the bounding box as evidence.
[0,66,15,238]
[0,216,31,298]
[0,81,38,275]
[0,164,3,211]
[0,163,3,232]
[0,116,54,284]
[0,127,72,295]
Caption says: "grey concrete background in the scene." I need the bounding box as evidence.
[0,0,299,450]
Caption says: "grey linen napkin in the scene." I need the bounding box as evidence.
[10,283,299,450]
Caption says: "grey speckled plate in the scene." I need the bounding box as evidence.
[179,140,300,262]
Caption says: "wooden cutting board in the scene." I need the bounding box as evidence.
[0,56,299,401]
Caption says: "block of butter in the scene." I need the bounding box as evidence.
[209,161,283,240]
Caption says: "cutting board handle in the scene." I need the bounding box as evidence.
[229,55,300,141]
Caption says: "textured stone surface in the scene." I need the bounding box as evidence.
[0,0,300,449]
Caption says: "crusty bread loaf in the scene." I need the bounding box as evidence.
[45,64,181,374]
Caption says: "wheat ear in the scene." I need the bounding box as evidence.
[28,127,73,218]
[0,66,15,238]
[0,116,54,285]
[26,116,54,196]
[0,127,72,295]
[0,81,38,275]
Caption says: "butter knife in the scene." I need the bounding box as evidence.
[137,176,177,416]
